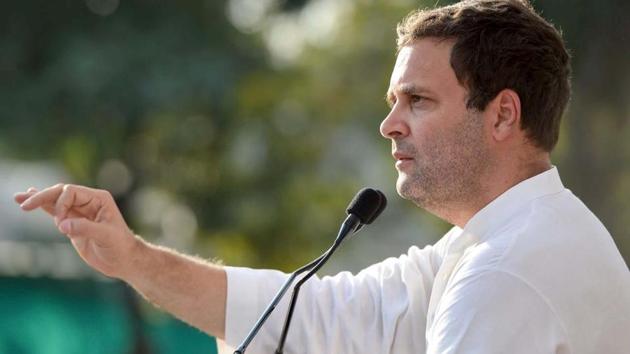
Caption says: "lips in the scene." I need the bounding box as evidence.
[393,151,414,170]
[393,151,414,161]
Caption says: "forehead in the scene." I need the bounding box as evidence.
[389,38,461,94]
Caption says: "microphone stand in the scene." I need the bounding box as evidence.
[274,215,359,354]
[233,214,360,354]
[232,253,325,354]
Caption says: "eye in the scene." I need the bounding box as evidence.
[410,95,425,104]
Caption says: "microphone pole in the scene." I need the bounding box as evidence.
[274,189,387,354]
[232,253,325,354]
[273,216,357,354]
[233,188,386,354]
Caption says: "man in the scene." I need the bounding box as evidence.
[13,0,630,353]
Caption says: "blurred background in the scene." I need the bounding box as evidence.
[0,0,628,353]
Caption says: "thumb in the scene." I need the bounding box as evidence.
[58,218,108,241]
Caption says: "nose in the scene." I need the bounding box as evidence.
[380,106,409,139]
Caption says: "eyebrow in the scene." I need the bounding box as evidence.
[385,83,433,107]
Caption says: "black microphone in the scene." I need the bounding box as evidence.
[347,188,387,234]
[274,188,387,354]
[233,188,386,354]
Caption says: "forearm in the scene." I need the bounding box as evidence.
[123,236,227,339]
[14,185,228,338]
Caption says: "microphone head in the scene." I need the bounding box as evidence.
[370,189,387,223]
[346,188,387,225]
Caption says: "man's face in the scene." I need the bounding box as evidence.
[381,38,493,211]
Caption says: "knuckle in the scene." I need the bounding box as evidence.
[98,189,113,200]
[62,184,76,193]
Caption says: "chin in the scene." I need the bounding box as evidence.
[396,175,430,207]
[396,177,413,200]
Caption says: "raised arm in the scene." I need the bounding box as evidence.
[14,184,228,339]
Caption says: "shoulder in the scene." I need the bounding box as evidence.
[461,188,617,279]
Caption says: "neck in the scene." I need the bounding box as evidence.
[438,154,551,228]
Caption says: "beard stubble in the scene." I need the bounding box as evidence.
[397,110,493,212]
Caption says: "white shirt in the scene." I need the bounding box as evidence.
[223,167,630,353]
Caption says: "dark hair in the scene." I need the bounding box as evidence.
[397,0,571,151]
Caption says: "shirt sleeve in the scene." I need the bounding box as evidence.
[426,270,568,354]
[224,243,443,354]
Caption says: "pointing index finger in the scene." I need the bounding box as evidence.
[14,191,34,204]
[20,184,65,211]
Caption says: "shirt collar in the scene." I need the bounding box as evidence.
[462,166,565,241]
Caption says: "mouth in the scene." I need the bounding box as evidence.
[395,158,413,168]
[393,152,414,169]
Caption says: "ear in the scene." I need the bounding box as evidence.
[488,89,521,143]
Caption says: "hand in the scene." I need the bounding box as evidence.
[14,184,140,279]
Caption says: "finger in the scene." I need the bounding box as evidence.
[14,187,38,202]
[15,191,58,217]
[14,191,36,204]
[20,184,65,211]
[54,185,104,223]
[16,186,88,220]
[59,218,109,243]
[55,185,76,223]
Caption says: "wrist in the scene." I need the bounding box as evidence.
[118,234,151,283]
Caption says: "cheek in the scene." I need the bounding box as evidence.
[407,116,446,147]
[408,113,472,159]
